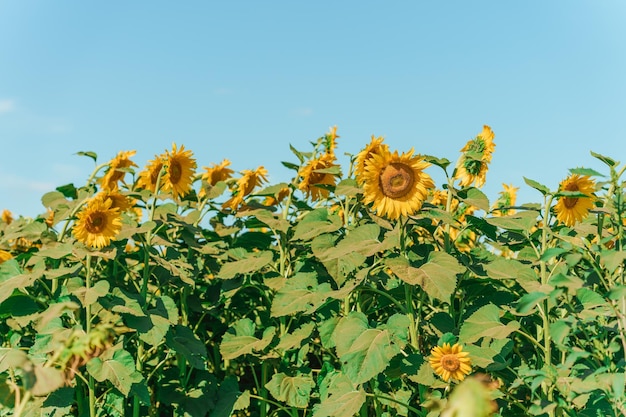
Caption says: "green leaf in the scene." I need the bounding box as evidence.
[464,339,512,370]
[0,260,35,305]
[516,292,548,315]
[484,258,541,293]
[386,252,463,303]
[220,318,276,360]
[591,151,618,168]
[422,154,451,170]
[459,304,520,344]
[334,178,362,197]
[539,247,568,262]
[265,372,315,408]
[270,272,334,317]
[86,349,143,396]
[523,177,550,195]
[312,370,366,417]
[0,348,29,373]
[600,250,626,274]
[457,187,489,212]
[55,183,78,199]
[166,325,208,369]
[251,209,290,233]
[218,250,273,279]
[276,322,316,351]
[30,365,65,396]
[486,210,538,232]
[569,167,604,177]
[0,293,40,318]
[292,208,342,241]
[332,312,408,385]
[440,376,499,417]
[213,376,245,417]
[76,151,98,162]
[84,280,110,306]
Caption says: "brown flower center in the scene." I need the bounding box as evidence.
[380,163,414,199]
[441,354,461,372]
[563,183,579,209]
[170,161,182,184]
[86,212,106,234]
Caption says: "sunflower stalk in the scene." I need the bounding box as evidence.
[540,194,555,415]
[84,254,97,417]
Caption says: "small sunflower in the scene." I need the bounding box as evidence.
[554,174,596,227]
[136,156,165,194]
[263,186,291,206]
[354,135,390,184]
[492,183,519,217]
[99,150,137,191]
[454,125,496,188]
[199,159,235,198]
[162,143,197,200]
[429,343,472,382]
[326,125,340,154]
[0,249,12,264]
[361,149,434,220]
[2,209,13,225]
[222,166,269,211]
[73,197,122,249]
[298,153,340,201]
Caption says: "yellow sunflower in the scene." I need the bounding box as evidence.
[99,150,137,191]
[492,183,519,217]
[162,143,197,200]
[222,166,269,211]
[326,125,339,155]
[298,153,340,201]
[2,209,13,225]
[429,343,472,382]
[73,197,122,249]
[136,156,165,194]
[354,135,390,184]
[454,125,496,188]
[199,159,235,198]
[0,249,12,264]
[361,149,434,220]
[554,174,596,227]
[263,186,291,206]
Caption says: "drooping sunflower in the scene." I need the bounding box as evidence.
[298,153,340,201]
[554,174,596,227]
[73,197,122,249]
[429,343,472,382]
[326,125,340,155]
[0,249,12,264]
[2,209,13,225]
[136,156,165,194]
[454,125,496,188]
[361,149,434,220]
[492,183,519,217]
[263,186,291,206]
[161,144,197,200]
[199,159,235,198]
[354,135,390,184]
[222,166,269,211]
[99,150,137,191]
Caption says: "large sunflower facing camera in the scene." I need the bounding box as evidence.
[554,174,596,227]
[361,148,434,220]
[73,197,122,249]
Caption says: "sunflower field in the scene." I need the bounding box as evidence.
[1,127,626,417]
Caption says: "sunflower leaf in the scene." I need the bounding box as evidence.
[590,151,618,167]
[523,177,550,196]
[569,167,605,177]
[76,151,98,163]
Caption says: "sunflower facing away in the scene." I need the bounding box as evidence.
[429,343,472,382]
[222,166,269,211]
[492,183,519,217]
[136,156,165,194]
[554,174,596,227]
[298,153,340,201]
[73,197,122,249]
[199,159,235,198]
[99,150,137,191]
[454,125,496,188]
[354,135,390,184]
[361,148,434,220]
[2,209,13,225]
[162,143,197,200]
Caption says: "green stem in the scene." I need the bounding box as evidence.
[260,361,269,417]
[365,393,423,415]
[84,255,97,417]
[540,195,554,415]
[405,285,420,352]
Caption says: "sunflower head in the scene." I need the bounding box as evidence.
[454,125,496,188]
[136,157,165,194]
[429,342,472,382]
[492,183,519,217]
[298,153,340,201]
[2,209,13,225]
[324,125,340,155]
[97,190,136,214]
[361,148,434,220]
[99,150,137,191]
[263,186,291,206]
[355,135,390,184]
[0,249,12,264]
[222,166,269,211]
[162,143,197,200]
[199,159,235,199]
[554,174,596,226]
[73,197,122,249]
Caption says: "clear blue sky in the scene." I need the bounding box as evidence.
[2,1,625,218]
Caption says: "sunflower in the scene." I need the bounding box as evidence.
[2,209,13,225]
[73,197,122,249]
[162,143,197,200]
[298,153,340,201]
[136,156,165,194]
[429,343,472,382]
[492,183,519,217]
[326,125,339,155]
[99,150,137,191]
[454,125,496,188]
[0,249,12,264]
[199,159,234,198]
[97,190,136,214]
[354,136,389,184]
[222,166,269,211]
[263,186,291,206]
[361,149,434,220]
[554,174,596,227]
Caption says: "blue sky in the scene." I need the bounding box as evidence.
[1,1,625,218]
